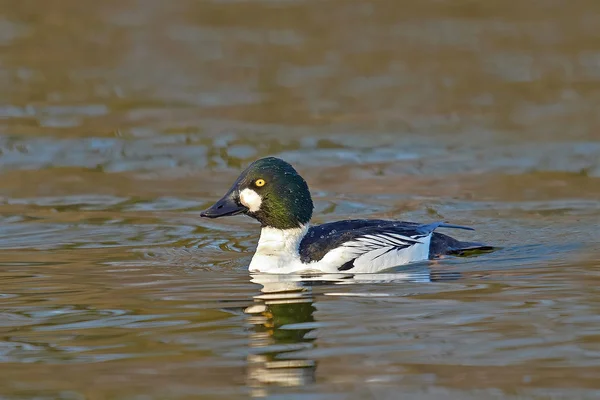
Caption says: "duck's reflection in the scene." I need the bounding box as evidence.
[245,275,317,395]
[245,267,461,395]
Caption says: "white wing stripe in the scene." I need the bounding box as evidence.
[351,233,421,248]
[364,236,396,246]
[343,235,418,254]
[387,233,423,243]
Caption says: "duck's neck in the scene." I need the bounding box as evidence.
[255,224,308,258]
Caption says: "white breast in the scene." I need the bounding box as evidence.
[248,225,314,273]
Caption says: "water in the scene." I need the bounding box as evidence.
[1,0,599,398]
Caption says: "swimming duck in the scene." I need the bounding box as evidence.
[201,157,491,274]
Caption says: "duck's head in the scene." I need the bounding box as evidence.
[201,157,313,230]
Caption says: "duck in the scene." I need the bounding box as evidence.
[201,157,492,274]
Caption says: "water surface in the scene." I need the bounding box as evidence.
[0,0,599,398]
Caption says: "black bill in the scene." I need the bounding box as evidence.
[200,192,248,218]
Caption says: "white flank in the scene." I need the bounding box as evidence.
[239,188,262,212]
[346,233,431,273]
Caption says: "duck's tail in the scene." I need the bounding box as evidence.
[429,231,496,258]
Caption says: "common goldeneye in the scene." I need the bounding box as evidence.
[201,157,491,274]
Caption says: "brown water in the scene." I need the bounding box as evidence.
[1,0,599,398]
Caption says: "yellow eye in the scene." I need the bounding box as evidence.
[255,179,266,187]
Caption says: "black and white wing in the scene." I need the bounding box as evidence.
[300,220,473,273]
[335,230,427,271]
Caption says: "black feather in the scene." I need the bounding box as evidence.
[338,259,355,271]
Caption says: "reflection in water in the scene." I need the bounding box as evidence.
[245,276,317,396]
[245,266,455,396]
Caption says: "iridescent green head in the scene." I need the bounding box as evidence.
[201,157,313,229]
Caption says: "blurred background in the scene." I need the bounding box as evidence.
[0,0,599,398]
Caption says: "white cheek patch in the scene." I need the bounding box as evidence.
[239,188,262,212]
